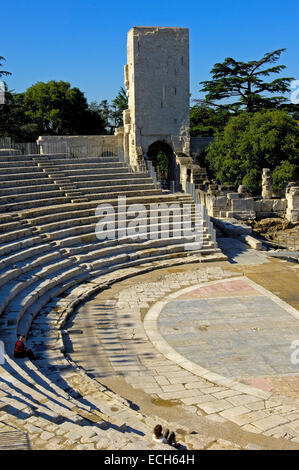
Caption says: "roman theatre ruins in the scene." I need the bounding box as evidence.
[0,27,298,451]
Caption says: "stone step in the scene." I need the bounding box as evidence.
[62,229,208,256]
[88,244,218,272]
[0,153,67,161]
[32,211,203,234]
[0,184,61,196]
[53,172,150,183]
[0,166,42,175]
[1,237,218,337]
[0,243,54,271]
[48,168,131,177]
[13,193,192,219]
[0,178,55,189]
[1,265,86,332]
[52,224,211,247]
[0,360,86,423]
[69,188,162,202]
[27,209,200,229]
[64,182,157,196]
[33,155,120,163]
[22,195,195,223]
[64,177,154,189]
[0,196,72,213]
[17,270,91,337]
[0,227,36,245]
[80,239,215,268]
[39,162,129,170]
[0,251,63,289]
[0,189,67,205]
[43,217,209,241]
[14,359,95,413]
[0,258,76,317]
[0,172,49,182]
[0,214,21,224]
[0,161,40,168]
[0,188,180,213]
[0,236,43,258]
[0,156,36,162]
[0,220,26,233]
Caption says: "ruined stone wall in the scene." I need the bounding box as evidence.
[124,27,190,167]
[37,133,124,158]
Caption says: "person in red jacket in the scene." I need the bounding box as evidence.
[14,336,37,361]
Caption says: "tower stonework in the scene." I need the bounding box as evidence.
[123,26,190,169]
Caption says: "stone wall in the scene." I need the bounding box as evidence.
[200,183,287,220]
[37,132,124,159]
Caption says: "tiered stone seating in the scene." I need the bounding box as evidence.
[0,152,223,338]
[0,152,227,449]
[0,354,185,450]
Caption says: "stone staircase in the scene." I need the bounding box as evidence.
[0,152,229,449]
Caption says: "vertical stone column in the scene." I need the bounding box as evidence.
[262,168,273,199]
[286,185,299,223]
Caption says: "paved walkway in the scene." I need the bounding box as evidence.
[217,237,270,265]
[64,254,299,444]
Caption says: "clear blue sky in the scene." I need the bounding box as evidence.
[2,0,299,105]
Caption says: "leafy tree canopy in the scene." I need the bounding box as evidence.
[205,109,299,194]
[110,86,128,128]
[22,80,105,136]
[199,49,294,113]
[190,104,231,136]
[0,56,11,80]
[88,88,128,134]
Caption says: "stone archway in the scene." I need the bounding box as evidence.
[147,141,177,190]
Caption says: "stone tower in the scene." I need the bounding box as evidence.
[123,27,190,169]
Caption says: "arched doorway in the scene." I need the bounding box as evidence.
[147,141,177,190]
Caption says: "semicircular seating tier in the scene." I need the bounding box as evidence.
[0,152,226,450]
[0,152,223,342]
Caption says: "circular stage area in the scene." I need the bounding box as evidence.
[151,277,299,380]
[61,262,299,443]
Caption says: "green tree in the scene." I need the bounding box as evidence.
[190,104,230,136]
[0,56,11,80]
[0,56,12,125]
[0,92,34,141]
[199,49,293,113]
[22,80,106,138]
[205,110,299,194]
[110,86,128,129]
[89,99,113,133]
[272,160,298,193]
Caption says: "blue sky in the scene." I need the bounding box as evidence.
[2,0,299,105]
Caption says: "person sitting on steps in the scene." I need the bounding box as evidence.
[14,336,37,362]
[152,424,168,443]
